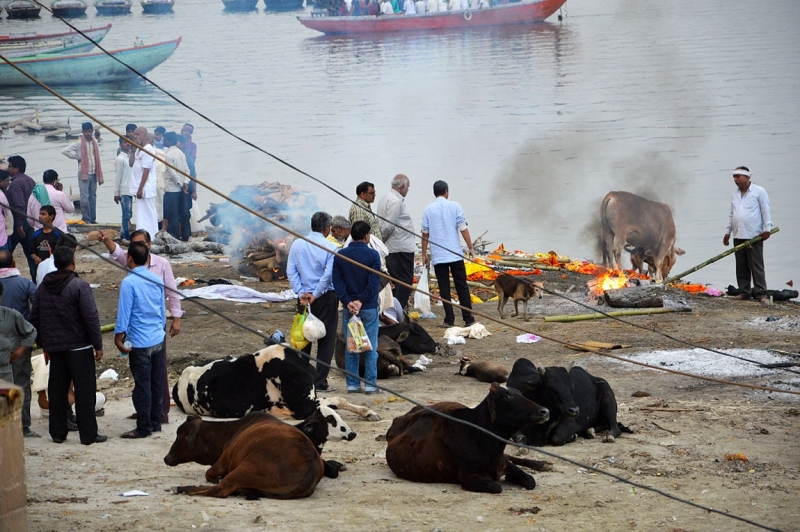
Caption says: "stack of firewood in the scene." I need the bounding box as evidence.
[236,234,295,281]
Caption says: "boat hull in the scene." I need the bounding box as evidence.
[0,24,111,45]
[222,0,258,10]
[0,38,181,88]
[298,0,565,34]
[51,7,88,17]
[0,25,111,57]
[6,8,42,18]
[141,1,174,13]
[95,2,132,14]
[264,0,303,10]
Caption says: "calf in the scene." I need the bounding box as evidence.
[379,318,439,356]
[506,358,631,446]
[385,383,550,494]
[334,332,422,379]
[457,356,510,383]
[624,244,655,276]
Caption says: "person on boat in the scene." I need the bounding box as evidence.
[437,0,447,12]
[351,0,362,15]
[61,122,104,225]
[380,0,394,15]
[365,0,379,15]
[403,0,416,14]
[414,0,425,13]
[426,0,438,13]
[338,0,349,15]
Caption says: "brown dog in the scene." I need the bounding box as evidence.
[493,273,543,321]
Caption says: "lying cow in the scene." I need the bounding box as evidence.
[379,318,439,356]
[334,332,422,379]
[165,406,355,479]
[601,191,685,281]
[457,356,510,383]
[385,383,550,494]
[173,344,379,421]
[173,415,327,499]
[506,358,631,446]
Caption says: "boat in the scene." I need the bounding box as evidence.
[51,0,89,17]
[298,0,565,34]
[264,0,303,10]
[5,0,42,18]
[95,0,133,15]
[0,25,112,57]
[141,0,174,13]
[0,38,181,88]
[222,0,258,10]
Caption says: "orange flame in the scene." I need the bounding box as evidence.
[589,269,629,298]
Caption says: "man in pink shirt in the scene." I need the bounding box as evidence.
[26,170,75,233]
[99,228,182,423]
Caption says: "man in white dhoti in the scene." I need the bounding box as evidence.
[129,127,159,238]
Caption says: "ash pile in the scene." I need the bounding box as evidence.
[200,182,321,281]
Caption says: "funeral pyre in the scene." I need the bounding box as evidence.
[199,182,320,281]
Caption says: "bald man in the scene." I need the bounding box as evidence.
[129,127,159,237]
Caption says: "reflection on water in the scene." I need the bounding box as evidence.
[1,0,797,289]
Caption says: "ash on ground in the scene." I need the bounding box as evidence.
[747,315,800,332]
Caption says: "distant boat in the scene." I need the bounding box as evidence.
[141,0,174,13]
[264,0,303,10]
[222,0,258,10]
[51,0,89,17]
[0,25,112,57]
[298,0,565,34]
[5,0,42,18]
[0,38,181,88]
[95,0,133,15]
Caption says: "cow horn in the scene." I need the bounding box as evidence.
[567,361,575,370]
[537,366,546,376]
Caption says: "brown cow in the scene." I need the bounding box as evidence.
[385,383,550,493]
[601,191,685,281]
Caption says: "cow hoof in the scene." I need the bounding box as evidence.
[173,486,184,494]
[536,461,554,472]
[603,434,616,443]
[586,428,595,439]
[328,460,347,472]
[366,413,381,422]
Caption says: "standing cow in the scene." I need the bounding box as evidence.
[601,191,685,281]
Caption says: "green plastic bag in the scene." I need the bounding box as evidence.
[290,308,309,350]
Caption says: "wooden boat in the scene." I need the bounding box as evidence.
[264,0,303,10]
[222,0,258,10]
[95,0,133,14]
[141,0,174,13]
[5,0,42,18]
[51,0,89,17]
[0,25,112,57]
[298,0,565,34]
[0,38,181,88]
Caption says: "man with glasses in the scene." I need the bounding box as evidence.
[348,181,382,240]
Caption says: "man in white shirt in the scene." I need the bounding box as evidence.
[403,0,416,13]
[377,174,416,310]
[161,132,190,240]
[129,127,159,238]
[414,0,425,13]
[426,0,438,12]
[114,138,133,241]
[380,0,394,14]
[723,166,773,303]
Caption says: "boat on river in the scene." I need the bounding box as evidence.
[95,0,133,15]
[141,0,174,13]
[5,0,42,18]
[221,0,258,10]
[298,0,565,34]
[0,38,181,88]
[0,24,111,57]
[51,0,88,17]
[264,0,303,10]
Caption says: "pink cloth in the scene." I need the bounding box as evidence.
[80,136,104,184]
[110,243,183,318]
[27,184,75,233]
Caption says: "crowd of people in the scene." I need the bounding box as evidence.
[327,0,493,16]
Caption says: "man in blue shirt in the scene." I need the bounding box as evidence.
[332,221,383,394]
[421,180,476,328]
[286,212,339,392]
[115,242,166,439]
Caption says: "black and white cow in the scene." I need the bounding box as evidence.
[173,344,379,421]
[506,358,632,446]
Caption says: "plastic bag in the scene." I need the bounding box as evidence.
[302,306,327,342]
[346,315,373,353]
[290,308,309,350]
[414,266,432,317]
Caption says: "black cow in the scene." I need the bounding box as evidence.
[334,332,423,379]
[379,319,439,356]
[506,359,631,446]
[385,383,550,494]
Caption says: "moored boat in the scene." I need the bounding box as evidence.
[51,0,89,17]
[264,0,303,10]
[222,0,258,10]
[141,0,174,13]
[5,0,42,18]
[0,24,112,50]
[95,0,133,15]
[0,38,181,88]
[298,0,565,34]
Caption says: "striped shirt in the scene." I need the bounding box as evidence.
[349,197,382,239]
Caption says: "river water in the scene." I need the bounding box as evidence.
[1,0,798,289]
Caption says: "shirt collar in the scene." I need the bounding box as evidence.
[356,197,372,210]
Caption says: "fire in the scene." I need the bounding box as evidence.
[588,269,629,298]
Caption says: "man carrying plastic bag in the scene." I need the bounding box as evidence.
[332,221,382,395]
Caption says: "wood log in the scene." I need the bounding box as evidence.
[603,285,664,308]
[252,257,277,269]
[255,268,275,282]
[190,242,225,254]
[162,242,191,255]
[7,115,35,128]
[21,121,42,131]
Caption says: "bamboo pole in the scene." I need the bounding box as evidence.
[543,307,690,323]
[488,259,562,271]
[663,227,779,285]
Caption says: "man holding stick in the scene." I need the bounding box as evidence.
[723,166,772,303]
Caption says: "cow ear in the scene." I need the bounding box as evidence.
[187,422,200,449]
[303,421,319,437]
[675,247,685,256]
[396,329,410,343]
[487,391,497,423]
[537,366,546,376]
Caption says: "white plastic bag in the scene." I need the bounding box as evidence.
[414,267,432,317]
[302,306,327,342]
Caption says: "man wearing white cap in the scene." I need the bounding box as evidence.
[723,166,772,303]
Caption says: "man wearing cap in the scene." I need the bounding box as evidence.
[723,166,773,303]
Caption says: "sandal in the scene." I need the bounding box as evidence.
[439,322,454,329]
[120,430,150,439]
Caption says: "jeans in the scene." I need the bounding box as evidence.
[79,173,98,224]
[128,342,165,435]
[119,195,133,240]
[11,347,32,430]
[433,260,474,326]
[342,307,379,392]
[162,191,187,240]
[8,221,37,281]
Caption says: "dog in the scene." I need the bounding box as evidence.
[493,273,543,321]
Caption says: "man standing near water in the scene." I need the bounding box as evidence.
[377,174,415,310]
[723,166,773,303]
[349,182,382,239]
[62,122,103,225]
[129,127,159,238]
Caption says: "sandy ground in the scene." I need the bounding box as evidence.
[20,243,800,531]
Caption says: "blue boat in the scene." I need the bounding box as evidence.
[0,38,181,88]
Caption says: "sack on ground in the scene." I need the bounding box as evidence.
[302,306,327,341]
[290,308,309,350]
[414,266,432,317]
[346,315,373,353]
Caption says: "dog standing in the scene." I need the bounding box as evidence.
[493,273,543,321]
